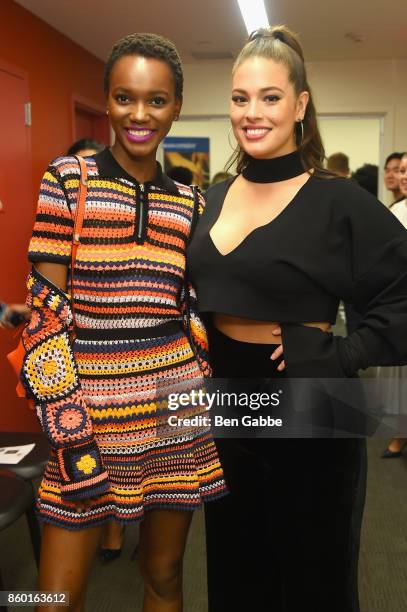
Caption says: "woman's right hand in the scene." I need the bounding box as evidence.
[270,326,286,371]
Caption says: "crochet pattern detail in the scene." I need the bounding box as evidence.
[25,154,226,525]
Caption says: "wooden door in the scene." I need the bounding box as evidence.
[73,100,110,146]
[0,61,39,431]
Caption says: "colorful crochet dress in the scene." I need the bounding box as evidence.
[22,149,226,529]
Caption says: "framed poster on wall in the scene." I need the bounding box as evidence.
[163,136,210,189]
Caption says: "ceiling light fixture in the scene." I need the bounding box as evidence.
[237,0,269,35]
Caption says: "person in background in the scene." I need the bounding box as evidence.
[210,171,234,186]
[166,165,193,185]
[66,138,105,157]
[384,152,404,205]
[381,151,407,458]
[0,302,30,329]
[327,151,350,177]
[188,25,407,611]
[390,153,407,218]
[351,163,378,197]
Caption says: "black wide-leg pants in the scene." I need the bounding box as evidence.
[205,325,367,612]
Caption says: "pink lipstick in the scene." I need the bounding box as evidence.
[125,128,156,143]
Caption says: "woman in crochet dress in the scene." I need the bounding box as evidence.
[21,33,226,612]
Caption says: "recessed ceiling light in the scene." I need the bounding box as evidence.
[237,0,269,35]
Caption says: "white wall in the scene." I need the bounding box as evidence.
[318,116,381,171]
[178,58,407,203]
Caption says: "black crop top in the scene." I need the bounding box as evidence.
[187,174,407,376]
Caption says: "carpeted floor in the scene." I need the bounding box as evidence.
[1,438,407,611]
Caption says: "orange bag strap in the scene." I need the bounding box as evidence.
[70,156,88,333]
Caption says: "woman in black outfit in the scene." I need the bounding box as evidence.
[187,26,407,612]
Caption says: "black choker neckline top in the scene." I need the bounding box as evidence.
[242,150,308,183]
[187,173,407,376]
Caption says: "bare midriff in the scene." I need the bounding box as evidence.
[213,313,331,345]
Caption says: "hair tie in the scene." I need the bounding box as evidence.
[272,31,286,43]
[248,29,270,42]
[248,29,286,45]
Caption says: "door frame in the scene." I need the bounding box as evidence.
[0,58,32,211]
[0,58,32,158]
[71,93,112,144]
[318,112,385,201]
[0,57,29,81]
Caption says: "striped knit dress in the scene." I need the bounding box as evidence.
[23,148,227,529]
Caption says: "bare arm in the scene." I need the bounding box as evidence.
[35,262,68,292]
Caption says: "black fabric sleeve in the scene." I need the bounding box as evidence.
[337,185,407,374]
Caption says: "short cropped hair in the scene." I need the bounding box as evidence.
[352,164,378,197]
[327,152,350,176]
[104,33,183,100]
[66,139,105,156]
[384,152,404,167]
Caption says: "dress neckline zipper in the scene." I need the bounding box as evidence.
[138,183,145,241]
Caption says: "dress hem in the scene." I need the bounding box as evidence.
[36,487,229,530]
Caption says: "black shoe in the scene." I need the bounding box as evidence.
[381,448,402,459]
[381,440,407,458]
[99,547,122,564]
[99,525,125,564]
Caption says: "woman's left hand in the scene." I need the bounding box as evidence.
[270,326,285,371]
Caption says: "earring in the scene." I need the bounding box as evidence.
[297,120,304,146]
[174,115,179,121]
[106,109,109,115]
[228,126,238,150]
